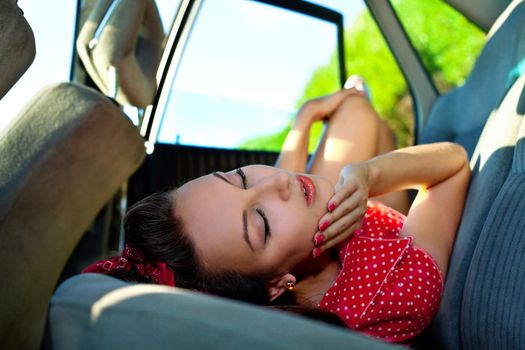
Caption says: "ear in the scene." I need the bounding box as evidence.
[266,273,296,302]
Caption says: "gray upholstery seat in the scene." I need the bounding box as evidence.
[424,1,525,348]
[0,0,35,100]
[428,74,525,349]
[0,83,145,349]
[47,1,525,350]
[49,274,399,350]
[463,92,525,348]
[76,0,164,108]
[421,0,525,158]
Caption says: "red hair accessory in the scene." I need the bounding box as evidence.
[82,244,175,287]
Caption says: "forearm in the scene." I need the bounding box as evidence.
[275,112,314,172]
[364,142,469,196]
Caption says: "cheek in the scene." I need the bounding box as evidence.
[314,177,335,208]
[277,215,316,255]
[277,208,314,236]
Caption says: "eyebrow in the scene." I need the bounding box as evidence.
[213,172,254,252]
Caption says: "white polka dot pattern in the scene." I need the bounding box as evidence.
[318,201,444,343]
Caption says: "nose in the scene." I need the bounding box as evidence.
[250,171,291,201]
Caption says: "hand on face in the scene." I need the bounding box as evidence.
[312,164,369,257]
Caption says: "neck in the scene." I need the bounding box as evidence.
[291,251,340,307]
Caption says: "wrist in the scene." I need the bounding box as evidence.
[294,102,319,128]
[361,161,377,196]
[292,114,314,131]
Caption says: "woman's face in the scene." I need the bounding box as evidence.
[175,165,334,279]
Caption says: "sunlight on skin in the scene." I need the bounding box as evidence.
[91,285,188,322]
[410,186,428,209]
[282,129,303,151]
[323,138,355,162]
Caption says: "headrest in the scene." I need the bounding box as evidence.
[49,274,393,350]
[0,0,36,100]
[76,0,164,108]
[0,82,145,349]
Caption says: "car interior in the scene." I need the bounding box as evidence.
[0,0,524,349]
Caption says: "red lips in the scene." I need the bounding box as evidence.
[297,175,315,206]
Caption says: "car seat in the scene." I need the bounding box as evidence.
[47,1,525,349]
[0,0,35,100]
[420,0,525,158]
[76,0,164,108]
[0,83,146,349]
[422,1,525,349]
[0,1,150,348]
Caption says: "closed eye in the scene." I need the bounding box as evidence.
[236,168,247,189]
[256,208,271,243]
[237,167,271,244]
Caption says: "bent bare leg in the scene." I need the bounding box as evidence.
[308,95,409,214]
[308,95,377,183]
[275,89,359,173]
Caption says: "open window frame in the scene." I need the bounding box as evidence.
[139,0,348,154]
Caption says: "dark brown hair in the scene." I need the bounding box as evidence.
[113,191,344,327]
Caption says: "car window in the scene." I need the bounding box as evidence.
[156,0,342,152]
[392,0,485,94]
[302,3,416,148]
[315,0,485,147]
[121,0,181,123]
[155,0,418,151]
[156,0,181,33]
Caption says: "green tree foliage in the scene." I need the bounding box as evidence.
[240,0,485,151]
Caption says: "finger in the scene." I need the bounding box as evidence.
[317,198,357,234]
[346,88,366,97]
[320,217,364,251]
[326,180,358,213]
[319,189,361,228]
[327,195,360,227]
[321,205,363,241]
[321,91,350,115]
[317,199,367,248]
[326,89,363,112]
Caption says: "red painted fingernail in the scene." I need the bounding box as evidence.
[314,234,324,245]
[312,247,322,258]
[319,221,330,231]
[328,203,336,212]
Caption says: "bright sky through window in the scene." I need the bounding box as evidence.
[0,0,364,144]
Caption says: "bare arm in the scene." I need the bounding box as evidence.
[274,109,313,173]
[365,142,469,196]
[275,89,365,172]
[316,142,470,274]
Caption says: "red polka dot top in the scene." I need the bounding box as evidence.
[318,201,444,343]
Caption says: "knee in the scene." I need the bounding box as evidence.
[336,95,380,126]
[339,93,371,111]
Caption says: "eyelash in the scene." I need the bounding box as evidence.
[236,168,247,189]
[256,208,271,243]
[236,167,271,242]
